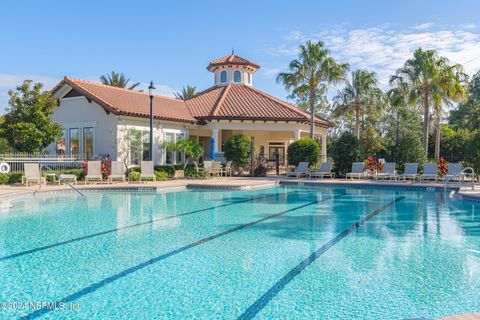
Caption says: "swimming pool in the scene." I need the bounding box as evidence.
[0,186,479,319]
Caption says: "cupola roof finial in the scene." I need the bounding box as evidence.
[231,47,234,55]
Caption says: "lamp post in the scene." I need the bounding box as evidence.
[148,81,155,162]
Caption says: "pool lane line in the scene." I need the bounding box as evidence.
[21,193,344,320]
[237,195,406,320]
[0,192,291,263]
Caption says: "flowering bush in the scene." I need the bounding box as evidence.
[82,156,112,179]
[437,157,448,176]
[365,156,383,172]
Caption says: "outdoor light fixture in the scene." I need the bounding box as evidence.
[148,81,155,162]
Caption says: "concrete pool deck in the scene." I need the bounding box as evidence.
[0,177,479,201]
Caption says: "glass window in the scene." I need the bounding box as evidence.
[175,133,185,164]
[234,70,241,82]
[165,132,175,164]
[220,71,227,83]
[69,128,79,156]
[142,131,150,161]
[57,129,66,155]
[129,130,142,165]
[83,127,94,160]
[248,73,251,84]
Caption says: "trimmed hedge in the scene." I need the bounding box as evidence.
[287,138,320,167]
[224,134,251,167]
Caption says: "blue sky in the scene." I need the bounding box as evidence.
[1,0,480,112]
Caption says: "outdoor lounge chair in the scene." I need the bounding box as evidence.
[220,161,233,177]
[375,162,397,180]
[286,162,309,178]
[22,163,46,187]
[419,163,438,182]
[210,161,222,177]
[442,163,476,182]
[397,163,419,181]
[309,162,334,179]
[346,162,364,180]
[108,161,126,183]
[140,161,156,182]
[85,161,103,184]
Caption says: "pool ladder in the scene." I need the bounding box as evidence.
[39,163,87,198]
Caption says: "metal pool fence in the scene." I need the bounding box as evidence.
[0,153,84,173]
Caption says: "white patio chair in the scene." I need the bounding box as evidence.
[108,161,126,183]
[346,162,364,180]
[309,162,334,179]
[375,162,397,180]
[221,161,233,177]
[22,163,46,187]
[140,161,156,182]
[286,162,309,178]
[419,163,438,182]
[398,163,419,181]
[85,161,103,184]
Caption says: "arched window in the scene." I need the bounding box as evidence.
[234,70,241,83]
[220,71,227,83]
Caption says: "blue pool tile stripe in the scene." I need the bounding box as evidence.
[237,196,406,320]
[21,193,344,320]
[0,192,288,262]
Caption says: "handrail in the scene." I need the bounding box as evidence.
[40,163,87,198]
[443,167,476,191]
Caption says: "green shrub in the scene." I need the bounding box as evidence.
[0,173,9,184]
[154,165,176,177]
[224,134,251,167]
[331,132,363,177]
[128,171,140,181]
[8,173,22,184]
[394,132,427,172]
[154,170,169,181]
[287,138,320,167]
[464,130,480,174]
[184,165,202,178]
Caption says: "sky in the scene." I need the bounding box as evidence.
[1,0,480,112]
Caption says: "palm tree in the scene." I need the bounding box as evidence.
[432,62,468,158]
[174,85,197,100]
[333,70,383,138]
[390,48,444,152]
[277,40,348,138]
[99,71,140,90]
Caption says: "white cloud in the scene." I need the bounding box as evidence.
[265,24,480,88]
[135,82,178,98]
[413,22,435,30]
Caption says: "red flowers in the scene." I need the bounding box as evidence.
[437,157,448,176]
[365,156,383,172]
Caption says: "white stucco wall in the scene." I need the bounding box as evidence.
[50,97,118,158]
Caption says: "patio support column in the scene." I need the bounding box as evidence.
[294,129,301,141]
[211,128,219,159]
[321,134,327,163]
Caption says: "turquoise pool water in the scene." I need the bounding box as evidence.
[0,186,479,319]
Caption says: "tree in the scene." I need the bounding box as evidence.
[100,71,140,90]
[0,80,62,152]
[174,139,204,168]
[287,138,320,166]
[359,124,384,156]
[277,40,348,138]
[174,85,197,100]
[394,132,427,172]
[431,61,467,158]
[334,70,383,138]
[331,132,363,177]
[224,134,251,167]
[390,48,446,152]
[449,70,480,131]
[114,127,142,170]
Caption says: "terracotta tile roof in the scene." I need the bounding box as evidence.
[207,54,260,71]
[52,77,334,128]
[186,84,335,127]
[53,77,196,123]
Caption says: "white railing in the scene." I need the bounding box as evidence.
[0,153,84,173]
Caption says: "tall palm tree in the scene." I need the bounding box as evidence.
[277,40,348,138]
[99,71,140,90]
[174,85,197,100]
[390,48,444,152]
[333,70,383,138]
[432,62,468,158]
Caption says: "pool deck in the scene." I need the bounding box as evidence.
[439,314,480,320]
[0,177,479,201]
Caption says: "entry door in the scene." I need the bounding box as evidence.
[269,146,285,164]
